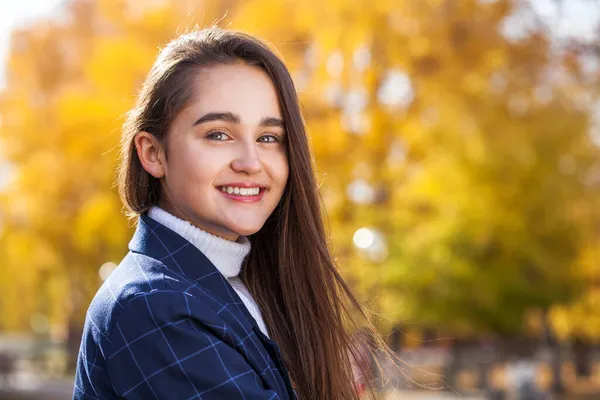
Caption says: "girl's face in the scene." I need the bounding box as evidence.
[137,64,289,241]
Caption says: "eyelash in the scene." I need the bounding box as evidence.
[205,130,282,143]
[258,134,281,143]
[205,131,230,141]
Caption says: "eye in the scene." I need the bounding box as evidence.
[205,131,231,141]
[257,134,281,143]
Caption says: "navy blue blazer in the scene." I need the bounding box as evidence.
[73,214,296,399]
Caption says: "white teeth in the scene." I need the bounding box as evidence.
[220,186,261,196]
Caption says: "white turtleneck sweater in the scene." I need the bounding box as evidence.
[147,206,270,338]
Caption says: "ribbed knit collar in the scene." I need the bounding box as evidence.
[147,206,251,278]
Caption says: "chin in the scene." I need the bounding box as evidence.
[233,227,262,237]
[227,222,265,237]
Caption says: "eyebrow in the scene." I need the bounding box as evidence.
[193,112,285,129]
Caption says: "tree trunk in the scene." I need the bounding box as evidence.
[541,309,564,394]
[66,269,88,373]
[66,317,83,372]
[388,324,404,353]
[422,327,436,347]
[573,336,592,378]
[476,361,489,391]
[443,339,461,391]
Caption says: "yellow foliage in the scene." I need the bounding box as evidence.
[0,0,598,342]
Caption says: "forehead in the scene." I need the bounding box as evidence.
[185,63,282,121]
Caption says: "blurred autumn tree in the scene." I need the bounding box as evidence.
[1,0,599,381]
[233,0,600,340]
[0,0,231,367]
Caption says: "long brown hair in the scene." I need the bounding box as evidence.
[117,27,385,400]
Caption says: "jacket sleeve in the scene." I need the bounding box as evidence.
[106,290,281,400]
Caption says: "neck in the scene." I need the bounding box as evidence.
[158,200,239,241]
[147,206,251,278]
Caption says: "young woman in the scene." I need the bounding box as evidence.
[74,27,383,399]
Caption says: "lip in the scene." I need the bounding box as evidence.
[215,183,266,203]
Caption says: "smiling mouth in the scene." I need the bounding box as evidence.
[216,186,265,197]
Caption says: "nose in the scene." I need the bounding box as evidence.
[231,142,263,175]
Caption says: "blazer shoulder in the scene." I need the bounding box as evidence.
[82,252,167,350]
[82,251,226,354]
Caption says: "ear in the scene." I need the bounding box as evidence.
[134,131,166,179]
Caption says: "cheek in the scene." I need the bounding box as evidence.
[169,148,221,190]
[268,152,289,188]
[274,165,289,207]
[280,163,290,187]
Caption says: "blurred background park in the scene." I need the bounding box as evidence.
[1,0,600,399]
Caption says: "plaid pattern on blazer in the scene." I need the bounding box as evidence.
[73,214,296,399]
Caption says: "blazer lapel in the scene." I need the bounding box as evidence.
[129,214,295,399]
[129,215,257,327]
